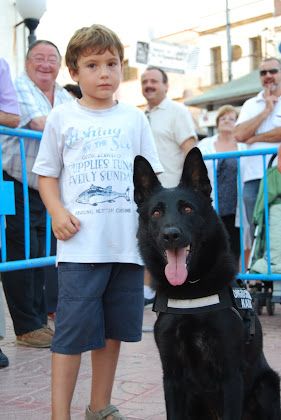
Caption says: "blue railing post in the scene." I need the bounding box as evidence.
[19,137,30,260]
[237,156,245,273]
[262,155,272,274]
[0,129,16,262]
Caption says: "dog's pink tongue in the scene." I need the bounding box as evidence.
[165,248,187,286]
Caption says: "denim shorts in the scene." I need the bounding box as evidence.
[51,263,144,355]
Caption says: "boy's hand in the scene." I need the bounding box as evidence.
[51,208,80,240]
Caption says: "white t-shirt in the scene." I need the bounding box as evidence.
[146,97,197,188]
[33,100,163,265]
[235,90,281,182]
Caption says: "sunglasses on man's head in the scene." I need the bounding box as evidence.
[259,68,279,77]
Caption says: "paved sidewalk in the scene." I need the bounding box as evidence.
[0,296,280,420]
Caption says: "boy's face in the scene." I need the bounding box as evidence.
[69,47,123,109]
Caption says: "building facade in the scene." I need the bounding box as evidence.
[2,0,281,131]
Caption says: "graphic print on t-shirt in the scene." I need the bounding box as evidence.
[76,185,130,206]
[62,122,135,217]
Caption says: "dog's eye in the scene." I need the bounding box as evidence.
[152,210,161,218]
[184,206,192,214]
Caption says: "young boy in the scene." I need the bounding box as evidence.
[33,24,162,420]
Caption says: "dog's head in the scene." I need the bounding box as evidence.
[134,148,234,295]
[134,147,212,207]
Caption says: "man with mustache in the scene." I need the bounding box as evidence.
[234,57,281,242]
[141,66,197,305]
[141,67,197,187]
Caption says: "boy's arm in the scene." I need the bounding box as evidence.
[38,175,80,241]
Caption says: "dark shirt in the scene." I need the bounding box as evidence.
[217,158,237,216]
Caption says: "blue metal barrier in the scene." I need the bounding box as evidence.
[203,147,281,282]
[0,125,280,284]
[0,125,54,272]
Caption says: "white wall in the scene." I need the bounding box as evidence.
[1,0,27,78]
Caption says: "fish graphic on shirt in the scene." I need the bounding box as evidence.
[76,185,130,206]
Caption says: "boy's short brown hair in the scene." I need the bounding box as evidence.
[65,24,124,73]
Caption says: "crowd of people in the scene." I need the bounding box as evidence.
[1,21,281,420]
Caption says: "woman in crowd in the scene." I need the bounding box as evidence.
[198,105,250,269]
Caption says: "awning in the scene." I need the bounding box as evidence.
[185,69,261,109]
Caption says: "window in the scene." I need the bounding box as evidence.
[211,46,222,85]
[122,60,138,82]
[250,37,262,70]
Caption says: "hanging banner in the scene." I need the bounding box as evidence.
[129,39,199,73]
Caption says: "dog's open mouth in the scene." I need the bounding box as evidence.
[164,245,191,286]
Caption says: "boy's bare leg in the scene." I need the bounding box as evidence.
[51,352,81,420]
[144,268,150,287]
[89,339,121,418]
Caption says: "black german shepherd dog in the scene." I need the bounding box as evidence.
[133,148,280,420]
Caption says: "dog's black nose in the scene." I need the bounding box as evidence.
[163,227,181,245]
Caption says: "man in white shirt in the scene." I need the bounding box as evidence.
[141,66,197,304]
[234,57,281,240]
[141,67,197,188]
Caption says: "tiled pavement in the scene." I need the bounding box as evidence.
[0,295,280,420]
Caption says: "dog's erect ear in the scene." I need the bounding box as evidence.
[133,155,161,205]
[179,147,212,197]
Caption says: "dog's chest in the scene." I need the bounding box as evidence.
[155,313,226,376]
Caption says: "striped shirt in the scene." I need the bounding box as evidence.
[1,72,72,189]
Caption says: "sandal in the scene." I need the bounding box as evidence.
[85,403,126,420]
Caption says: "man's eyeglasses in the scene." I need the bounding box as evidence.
[30,57,59,65]
[259,68,279,77]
